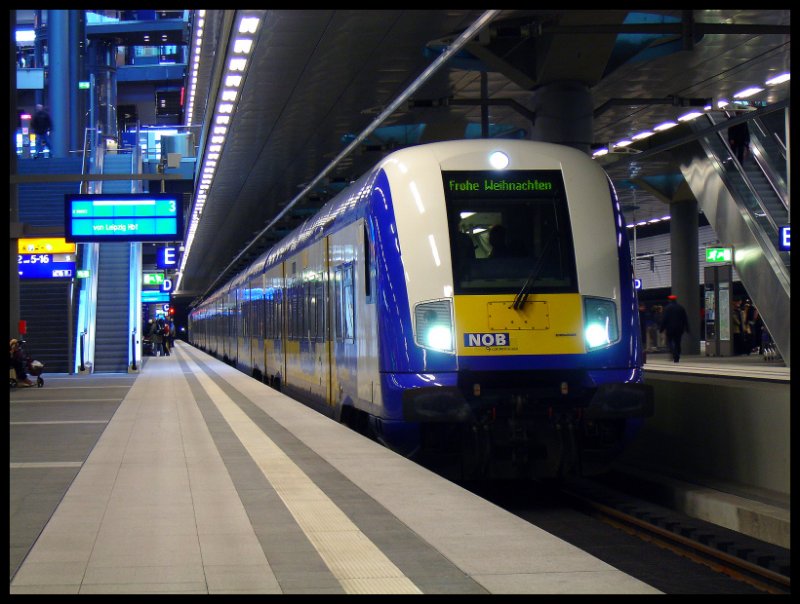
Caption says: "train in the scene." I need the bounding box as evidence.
[189,139,654,480]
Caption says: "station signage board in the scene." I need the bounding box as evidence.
[143,272,166,286]
[65,193,183,242]
[142,290,170,304]
[705,247,732,263]
[779,226,790,251]
[157,246,179,269]
[18,237,76,254]
[18,253,76,279]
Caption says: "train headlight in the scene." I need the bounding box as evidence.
[583,297,619,350]
[414,299,455,353]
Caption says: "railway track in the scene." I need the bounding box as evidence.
[559,477,791,595]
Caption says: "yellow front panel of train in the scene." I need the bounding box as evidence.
[454,294,585,355]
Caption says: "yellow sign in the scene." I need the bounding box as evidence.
[18,237,76,254]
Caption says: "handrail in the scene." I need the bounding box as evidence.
[80,126,97,193]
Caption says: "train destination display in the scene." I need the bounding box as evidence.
[65,193,182,242]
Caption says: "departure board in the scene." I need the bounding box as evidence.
[65,193,182,242]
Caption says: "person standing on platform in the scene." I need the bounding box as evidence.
[31,104,52,158]
[162,320,171,356]
[148,317,164,356]
[659,294,690,363]
[727,114,750,167]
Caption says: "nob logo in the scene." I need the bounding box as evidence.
[464,332,510,347]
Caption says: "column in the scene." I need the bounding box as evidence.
[530,80,593,154]
[48,10,70,158]
[69,10,87,152]
[669,199,701,354]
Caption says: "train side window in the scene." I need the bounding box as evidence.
[265,287,274,339]
[333,267,343,341]
[343,263,355,342]
[315,276,325,342]
[333,263,355,343]
[363,223,375,304]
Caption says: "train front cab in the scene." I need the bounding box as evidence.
[375,142,654,479]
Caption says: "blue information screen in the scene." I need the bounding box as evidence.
[18,253,76,279]
[65,193,183,242]
[142,290,170,304]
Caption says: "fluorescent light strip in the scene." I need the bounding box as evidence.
[177,12,263,292]
[617,70,790,149]
[185,10,207,127]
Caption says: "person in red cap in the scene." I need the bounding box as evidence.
[659,294,690,362]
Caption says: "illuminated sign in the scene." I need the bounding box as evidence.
[18,253,76,279]
[143,272,165,286]
[77,269,90,279]
[142,290,170,304]
[633,278,643,290]
[444,173,557,195]
[18,237,76,254]
[160,278,173,293]
[779,225,790,251]
[157,246,179,268]
[705,247,732,263]
[65,193,182,242]
[78,81,90,90]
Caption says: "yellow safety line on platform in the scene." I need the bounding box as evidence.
[180,353,422,595]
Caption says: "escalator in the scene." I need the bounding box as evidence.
[86,151,141,372]
[92,242,131,372]
[674,110,790,366]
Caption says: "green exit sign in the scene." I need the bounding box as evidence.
[78,81,90,90]
[705,247,732,263]
[76,269,90,278]
[143,272,165,285]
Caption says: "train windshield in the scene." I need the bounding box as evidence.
[443,170,578,295]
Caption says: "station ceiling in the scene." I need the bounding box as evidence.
[175,9,790,303]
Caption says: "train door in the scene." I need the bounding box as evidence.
[328,220,378,415]
[264,262,285,388]
[283,239,330,409]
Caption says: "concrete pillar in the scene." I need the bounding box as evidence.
[530,80,593,154]
[670,199,701,354]
[48,10,70,158]
[11,10,21,338]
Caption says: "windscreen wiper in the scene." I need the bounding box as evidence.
[511,236,555,310]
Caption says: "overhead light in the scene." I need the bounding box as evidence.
[177,11,265,294]
[653,121,677,131]
[631,131,653,141]
[592,148,609,157]
[614,139,632,147]
[765,72,790,85]
[733,86,763,98]
[717,99,729,108]
[677,111,703,122]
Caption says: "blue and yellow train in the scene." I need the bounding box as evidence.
[189,139,653,479]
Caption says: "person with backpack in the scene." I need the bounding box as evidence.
[148,317,164,356]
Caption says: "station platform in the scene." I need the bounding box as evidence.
[643,349,789,382]
[10,342,662,595]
